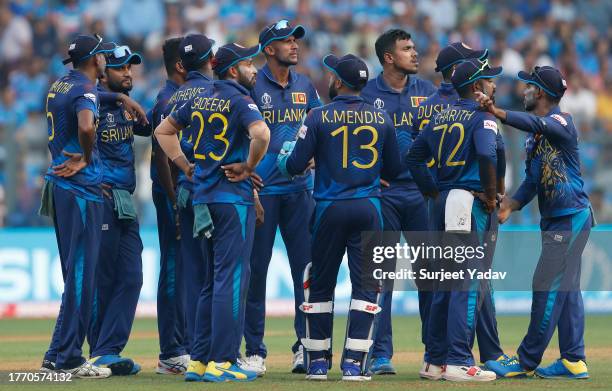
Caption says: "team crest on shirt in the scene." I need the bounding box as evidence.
[261,92,273,109]
[410,96,427,107]
[374,98,384,109]
[292,92,307,104]
[106,112,114,124]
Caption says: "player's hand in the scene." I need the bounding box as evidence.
[119,94,149,125]
[52,151,87,177]
[101,183,112,199]
[380,179,390,188]
[250,172,264,192]
[474,91,494,111]
[254,195,265,227]
[221,162,253,183]
[472,191,496,214]
[498,196,513,224]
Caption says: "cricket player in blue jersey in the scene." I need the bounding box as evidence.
[242,19,322,375]
[479,66,593,380]
[278,53,401,381]
[85,44,147,376]
[149,37,192,375]
[167,33,216,362]
[406,58,504,382]
[412,43,508,379]
[359,29,436,375]
[39,34,114,378]
[155,42,270,383]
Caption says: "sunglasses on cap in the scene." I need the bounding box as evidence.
[468,58,490,81]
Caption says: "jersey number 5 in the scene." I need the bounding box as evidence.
[46,93,56,141]
[330,125,378,169]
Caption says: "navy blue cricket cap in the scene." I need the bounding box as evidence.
[518,66,567,98]
[259,19,305,48]
[105,44,142,67]
[213,43,261,75]
[62,34,114,65]
[435,42,488,72]
[179,34,215,68]
[451,58,502,89]
[323,53,369,89]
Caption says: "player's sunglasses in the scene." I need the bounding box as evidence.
[266,19,290,33]
[467,59,490,80]
[111,45,132,59]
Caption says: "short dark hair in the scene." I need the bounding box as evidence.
[456,83,471,98]
[375,29,411,65]
[441,67,454,81]
[162,37,183,76]
[544,92,562,105]
[183,56,211,73]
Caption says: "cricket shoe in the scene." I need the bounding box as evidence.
[203,361,257,382]
[292,345,306,373]
[419,361,445,380]
[90,355,136,376]
[485,355,533,378]
[443,365,496,382]
[61,360,112,378]
[184,360,207,382]
[39,359,56,372]
[370,357,397,375]
[342,359,371,381]
[306,359,328,380]
[238,354,266,377]
[535,359,589,379]
[156,354,190,374]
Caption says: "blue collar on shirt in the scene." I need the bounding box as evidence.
[165,79,179,90]
[438,82,455,95]
[546,106,561,116]
[186,71,212,82]
[332,94,365,104]
[215,79,250,95]
[68,69,91,82]
[261,63,297,89]
[375,72,415,94]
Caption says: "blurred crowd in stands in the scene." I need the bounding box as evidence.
[0,0,611,227]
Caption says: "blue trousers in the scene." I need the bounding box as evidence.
[244,191,313,357]
[152,190,187,359]
[518,208,592,370]
[191,203,255,363]
[427,190,499,366]
[44,185,103,369]
[178,189,208,355]
[307,198,382,362]
[88,195,143,357]
[375,185,428,360]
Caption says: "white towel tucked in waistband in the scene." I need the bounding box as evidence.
[445,189,474,233]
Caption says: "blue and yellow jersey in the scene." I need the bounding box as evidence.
[251,64,321,195]
[166,71,213,192]
[44,69,103,202]
[97,87,150,194]
[412,82,458,136]
[407,98,498,193]
[285,95,401,201]
[171,80,264,206]
[508,107,590,218]
[150,79,179,193]
[360,73,436,186]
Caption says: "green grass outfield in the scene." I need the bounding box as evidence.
[1,315,611,390]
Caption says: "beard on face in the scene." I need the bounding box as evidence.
[237,67,256,90]
[107,74,132,93]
